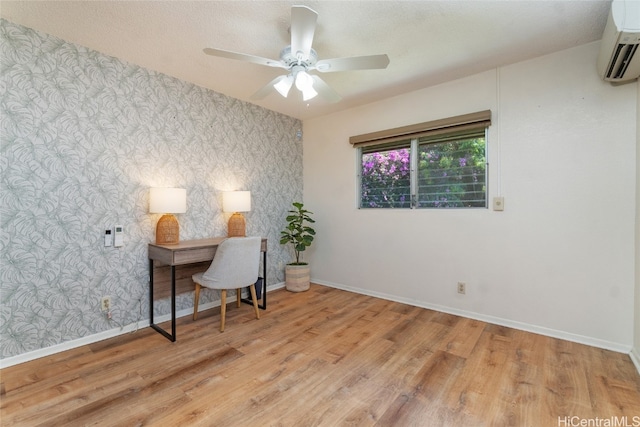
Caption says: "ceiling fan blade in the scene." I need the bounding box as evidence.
[250,75,287,100]
[315,54,390,72]
[203,47,286,69]
[311,75,342,103]
[290,5,317,61]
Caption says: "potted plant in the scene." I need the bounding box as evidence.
[280,202,316,292]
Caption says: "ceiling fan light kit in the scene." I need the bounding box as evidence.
[294,70,317,100]
[274,75,294,97]
[203,5,390,103]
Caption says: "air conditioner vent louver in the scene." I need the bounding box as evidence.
[596,0,640,83]
[605,43,639,79]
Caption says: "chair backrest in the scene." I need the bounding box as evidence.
[201,236,261,289]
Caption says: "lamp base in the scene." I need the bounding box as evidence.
[228,213,246,237]
[156,214,180,245]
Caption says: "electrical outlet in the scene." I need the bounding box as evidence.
[101,296,111,312]
[457,282,466,295]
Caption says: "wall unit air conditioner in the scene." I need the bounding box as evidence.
[596,0,640,83]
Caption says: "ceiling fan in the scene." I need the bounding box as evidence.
[203,5,390,103]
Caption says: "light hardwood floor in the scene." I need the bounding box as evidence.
[1,284,639,426]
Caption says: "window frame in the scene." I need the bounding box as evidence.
[353,111,491,210]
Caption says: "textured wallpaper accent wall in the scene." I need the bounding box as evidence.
[0,19,303,360]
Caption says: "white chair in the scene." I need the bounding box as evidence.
[192,236,261,332]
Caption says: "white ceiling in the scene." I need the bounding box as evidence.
[0,1,611,120]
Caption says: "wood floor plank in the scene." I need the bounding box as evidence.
[436,330,510,425]
[1,284,638,426]
[437,317,485,359]
[542,338,595,419]
[377,350,467,426]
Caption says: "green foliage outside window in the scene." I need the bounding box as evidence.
[417,137,486,208]
[360,135,486,208]
[361,148,411,208]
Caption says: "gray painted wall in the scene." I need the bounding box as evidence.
[0,19,302,359]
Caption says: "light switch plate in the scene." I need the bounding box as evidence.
[493,196,504,211]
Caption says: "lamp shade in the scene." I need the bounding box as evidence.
[294,71,317,101]
[149,188,186,214]
[222,191,251,213]
[274,75,294,97]
[295,71,312,91]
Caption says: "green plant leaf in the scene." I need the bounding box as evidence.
[280,202,316,263]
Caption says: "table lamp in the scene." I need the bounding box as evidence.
[150,187,187,245]
[223,191,251,237]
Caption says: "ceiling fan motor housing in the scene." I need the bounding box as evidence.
[280,45,318,69]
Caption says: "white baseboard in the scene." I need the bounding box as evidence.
[312,279,634,356]
[630,347,640,376]
[0,283,285,369]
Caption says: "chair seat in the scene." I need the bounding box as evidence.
[192,272,207,286]
[192,271,249,290]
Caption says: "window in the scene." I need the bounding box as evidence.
[361,142,411,208]
[416,131,487,208]
[352,111,490,209]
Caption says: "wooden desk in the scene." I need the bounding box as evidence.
[148,237,267,341]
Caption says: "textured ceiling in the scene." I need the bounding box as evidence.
[0,1,611,120]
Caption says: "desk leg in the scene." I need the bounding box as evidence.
[242,250,267,310]
[171,265,176,339]
[261,250,267,309]
[149,260,177,342]
[149,258,154,325]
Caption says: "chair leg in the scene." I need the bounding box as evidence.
[220,289,226,332]
[193,283,201,321]
[236,288,241,308]
[249,284,260,320]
